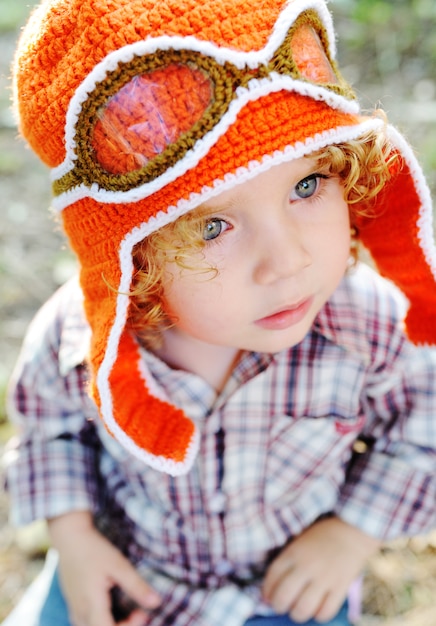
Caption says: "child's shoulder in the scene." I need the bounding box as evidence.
[19,275,90,375]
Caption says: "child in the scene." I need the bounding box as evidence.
[4,0,436,624]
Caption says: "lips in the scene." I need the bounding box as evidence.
[255,297,314,330]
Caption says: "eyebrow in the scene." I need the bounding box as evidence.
[192,200,235,217]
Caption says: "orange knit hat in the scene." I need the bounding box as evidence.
[14,0,436,474]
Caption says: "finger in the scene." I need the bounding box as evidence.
[68,593,116,626]
[263,553,295,602]
[313,589,347,623]
[114,560,161,610]
[264,564,308,615]
[87,590,117,626]
[287,583,326,624]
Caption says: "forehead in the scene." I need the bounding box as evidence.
[190,154,321,211]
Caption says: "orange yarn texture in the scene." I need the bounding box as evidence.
[356,163,436,345]
[92,63,212,174]
[15,0,283,168]
[13,0,436,471]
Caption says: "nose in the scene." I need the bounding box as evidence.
[253,219,312,285]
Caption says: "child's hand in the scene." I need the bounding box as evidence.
[48,511,161,626]
[262,517,381,624]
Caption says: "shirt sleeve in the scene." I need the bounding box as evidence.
[335,277,436,541]
[4,280,102,526]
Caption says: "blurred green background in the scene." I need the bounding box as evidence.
[334,0,436,194]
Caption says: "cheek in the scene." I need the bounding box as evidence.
[327,199,351,245]
[313,213,350,248]
[161,277,192,320]
[161,267,221,321]
[333,213,351,251]
[159,267,186,318]
[311,207,351,273]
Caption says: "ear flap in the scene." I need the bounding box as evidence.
[356,128,436,345]
[104,330,199,473]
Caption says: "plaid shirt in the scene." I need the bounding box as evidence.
[5,263,436,625]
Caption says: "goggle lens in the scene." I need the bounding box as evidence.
[53,10,356,204]
[92,63,213,175]
[292,25,337,85]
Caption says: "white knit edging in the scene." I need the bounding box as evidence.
[94,229,200,475]
[93,117,382,474]
[51,74,359,212]
[51,0,347,211]
[88,118,384,243]
[96,118,436,473]
[153,117,386,231]
[386,124,436,281]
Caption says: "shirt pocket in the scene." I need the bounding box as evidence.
[264,411,366,506]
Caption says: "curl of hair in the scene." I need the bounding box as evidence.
[128,116,398,348]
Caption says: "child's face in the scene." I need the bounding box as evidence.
[160,156,351,354]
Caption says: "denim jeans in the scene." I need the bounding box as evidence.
[1,551,352,626]
[37,567,70,626]
[243,600,351,625]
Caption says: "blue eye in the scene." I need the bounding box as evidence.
[294,174,319,199]
[203,218,227,241]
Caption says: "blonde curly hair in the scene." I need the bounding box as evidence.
[128,121,398,349]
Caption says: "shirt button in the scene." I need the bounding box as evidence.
[209,491,226,513]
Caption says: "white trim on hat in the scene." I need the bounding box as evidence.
[95,117,389,474]
[51,0,354,212]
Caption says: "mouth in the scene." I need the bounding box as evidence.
[254,297,314,330]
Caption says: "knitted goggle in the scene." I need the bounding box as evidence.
[51,10,356,211]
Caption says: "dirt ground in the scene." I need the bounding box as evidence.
[1,3,436,625]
